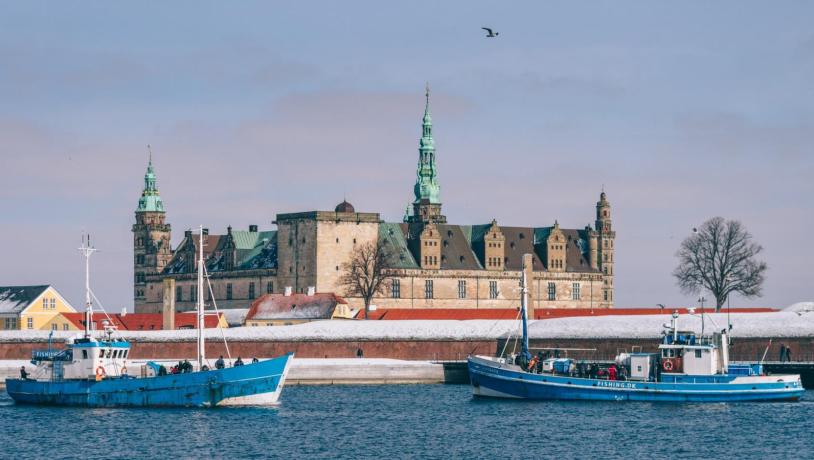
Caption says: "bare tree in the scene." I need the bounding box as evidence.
[339,242,393,319]
[673,217,767,311]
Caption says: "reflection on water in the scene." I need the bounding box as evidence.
[0,386,809,459]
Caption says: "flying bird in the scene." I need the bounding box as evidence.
[482,27,499,37]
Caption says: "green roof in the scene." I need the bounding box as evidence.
[378,223,418,269]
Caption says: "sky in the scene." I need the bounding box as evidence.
[1,1,813,311]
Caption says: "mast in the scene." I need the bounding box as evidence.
[519,255,531,361]
[197,226,205,369]
[79,235,97,338]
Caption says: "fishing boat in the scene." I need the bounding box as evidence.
[467,254,804,402]
[6,231,293,407]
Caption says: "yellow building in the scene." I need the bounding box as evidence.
[0,285,77,330]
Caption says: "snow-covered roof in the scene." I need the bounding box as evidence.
[782,302,814,313]
[0,312,810,342]
[221,308,249,326]
[0,285,49,314]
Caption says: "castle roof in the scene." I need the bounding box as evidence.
[161,228,277,275]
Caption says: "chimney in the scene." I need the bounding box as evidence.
[162,278,176,330]
[249,224,258,232]
[307,286,315,296]
[284,286,293,296]
[522,253,535,320]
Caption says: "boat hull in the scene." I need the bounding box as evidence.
[5,353,293,408]
[468,355,805,403]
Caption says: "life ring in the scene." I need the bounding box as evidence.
[96,366,106,377]
[662,360,674,372]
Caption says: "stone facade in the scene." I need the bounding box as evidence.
[134,90,616,313]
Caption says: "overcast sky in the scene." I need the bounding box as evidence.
[1,2,813,310]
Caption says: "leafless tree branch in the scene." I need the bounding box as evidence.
[338,241,393,319]
[673,217,767,311]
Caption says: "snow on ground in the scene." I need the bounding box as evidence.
[0,312,811,342]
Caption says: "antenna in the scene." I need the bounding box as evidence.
[78,233,98,338]
[147,144,152,164]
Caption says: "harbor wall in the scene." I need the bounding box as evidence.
[0,336,812,362]
[0,339,495,362]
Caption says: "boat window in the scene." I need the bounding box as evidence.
[695,350,702,358]
[106,349,112,358]
[114,350,121,358]
[123,350,129,358]
[82,350,88,359]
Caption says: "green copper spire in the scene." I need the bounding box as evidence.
[413,83,441,204]
[136,146,165,213]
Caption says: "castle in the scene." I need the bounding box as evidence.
[133,88,615,313]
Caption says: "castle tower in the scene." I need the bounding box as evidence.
[546,221,566,272]
[406,84,446,224]
[483,219,505,271]
[132,150,172,307]
[595,191,615,306]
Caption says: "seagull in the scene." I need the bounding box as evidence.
[482,27,499,37]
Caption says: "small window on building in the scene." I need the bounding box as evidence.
[572,283,580,300]
[82,350,88,359]
[50,298,56,309]
[604,290,609,301]
[391,279,401,299]
[249,282,256,300]
[27,317,33,329]
[695,350,702,358]
[42,298,47,308]
[489,281,498,299]
[176,286,183,302]
[226,283,233,300]
[51,323,57,331]
[547,282,556,301]
[267,281,273,294]
[458,280,466,299]
[424,280,434,299]
[191,285,197,302]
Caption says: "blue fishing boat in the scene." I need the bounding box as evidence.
[467,254,804,402]
[6,232,293,407]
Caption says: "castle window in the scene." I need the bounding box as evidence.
[510,242,515,249]
[190,285,197,302]
[489,281,498,299]
[249,282,255,300]
[459,255,465,263]
[176,286,183,302]
[391,279,401,298]
[548,282,556,301]
[519,233,525,239]
[447,230,453,238]
[458,280,466,299]
[424,280,434,299]
[604,290,609,301]
[267,281,273,294]
[226,283,233,300]
[336,238,339,243]
[572,283,580,300]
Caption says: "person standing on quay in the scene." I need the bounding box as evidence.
[779,343,787,362]
[785,346,792,362]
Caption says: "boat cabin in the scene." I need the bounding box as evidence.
[31,336,131,381]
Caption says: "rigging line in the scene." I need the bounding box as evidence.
[498,308,522,358]
[89,289,118,334]
[203,264,231,361]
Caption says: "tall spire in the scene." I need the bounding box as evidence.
[414,83,440,204]
[408,84,446,224]
[137,145,165,213]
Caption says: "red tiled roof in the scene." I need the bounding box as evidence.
[61,312,223,330]
[356,307,777,320]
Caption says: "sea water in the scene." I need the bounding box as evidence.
[0,386,810,459]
